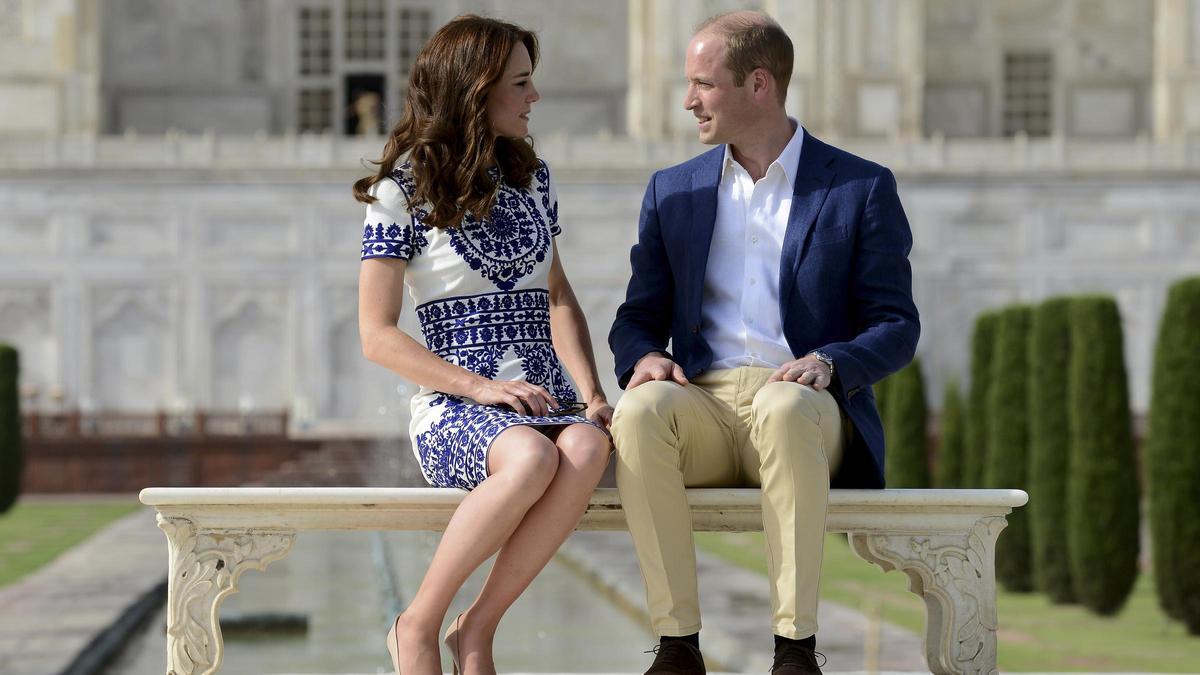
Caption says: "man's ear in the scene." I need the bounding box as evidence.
[752,68,773,101]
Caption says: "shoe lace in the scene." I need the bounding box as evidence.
[772,645,827,670]
[644,642,699,667]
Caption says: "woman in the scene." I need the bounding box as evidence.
[354,14,613,675]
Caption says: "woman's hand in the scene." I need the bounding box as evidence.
[469,379,558,417]
[585,394,614,429]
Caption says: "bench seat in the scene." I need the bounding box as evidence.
[140,487,1026,675]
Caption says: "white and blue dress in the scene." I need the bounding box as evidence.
[360,159,595,490]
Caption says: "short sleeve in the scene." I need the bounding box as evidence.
[534,159,561,237]
[360,175,427,261]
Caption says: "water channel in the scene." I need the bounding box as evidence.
[107,529,655,674]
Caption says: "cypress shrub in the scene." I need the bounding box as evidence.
[0,344,21,515]
[884,358,929,488]
[985,304,1034,592]
[1146,277,1200,633]
[935,379,965,488]
[1067,296,1139,615]
[1028,297,1076,603]
[963,311,999,487]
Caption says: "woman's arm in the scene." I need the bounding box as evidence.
[358,257,557,416]
[547,242,613,426]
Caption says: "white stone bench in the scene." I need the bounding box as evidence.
[139,486,1027,675]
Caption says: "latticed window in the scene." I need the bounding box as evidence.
[298,7,332,76]
[398,7,433,75]
[298,88,333,132]
[1003,52,1053,137]
[345,0,386,61]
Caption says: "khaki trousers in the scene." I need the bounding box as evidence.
[610,367,844,639]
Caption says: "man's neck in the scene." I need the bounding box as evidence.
[729,115,796,182]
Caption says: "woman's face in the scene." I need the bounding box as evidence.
[487,42,539,139]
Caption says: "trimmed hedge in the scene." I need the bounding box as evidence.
[0,344,21,515]
[1146,277,1200,633]
[935,379,965,488]
[985,304,1034,592]
[884,358,929,488]
[964,311,999,488]
[1067,296,1139,615]
[1028,297,1075,603]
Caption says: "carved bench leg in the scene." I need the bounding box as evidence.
[157,515,296,675]
[847,517,1009,675]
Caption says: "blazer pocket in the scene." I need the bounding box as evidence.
[809,225,850,246]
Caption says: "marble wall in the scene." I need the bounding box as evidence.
[2,157,1198,432]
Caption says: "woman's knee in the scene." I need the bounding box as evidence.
[489,429,560,488]
[556,424,612,477]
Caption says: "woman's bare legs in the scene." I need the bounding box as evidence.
[389,425,561,674]
[449,423,612,673]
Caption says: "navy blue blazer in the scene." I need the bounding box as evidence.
[609,130,919,489]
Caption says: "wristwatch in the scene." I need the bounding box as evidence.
[808,350,835,378]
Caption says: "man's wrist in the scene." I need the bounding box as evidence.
[807,350,835,378]
[635,351,670,368]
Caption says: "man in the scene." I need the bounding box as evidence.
[608,10,919,675]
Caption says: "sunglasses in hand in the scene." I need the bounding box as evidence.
[547,400,588,416]
[496,400,588,416]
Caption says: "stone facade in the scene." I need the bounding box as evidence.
[3,0,1200,432]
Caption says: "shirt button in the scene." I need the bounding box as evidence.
[751,236,758,243]
[749,278,756,285]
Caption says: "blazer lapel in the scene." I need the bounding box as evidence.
[778,129,836,314]
[687,146,724,321]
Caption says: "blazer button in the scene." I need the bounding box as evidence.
[690,325,699,335]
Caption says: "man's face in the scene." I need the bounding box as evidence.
[683,33,753,146]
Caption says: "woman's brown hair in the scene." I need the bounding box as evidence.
[352,14,540,229]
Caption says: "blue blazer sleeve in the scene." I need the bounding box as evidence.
[609,171,674,388]
[820,167,920,394]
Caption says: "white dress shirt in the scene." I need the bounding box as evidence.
[702,119,804,370]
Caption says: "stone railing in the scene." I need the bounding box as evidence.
[3,132,1200,174]
[21,410,289,438]
[140,486,1028,675]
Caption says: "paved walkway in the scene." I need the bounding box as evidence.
[558,532,927,673]
[0,504,164,675]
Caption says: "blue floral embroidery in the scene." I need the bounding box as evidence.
[376,161,589,491]
[447,184,549,290]
[414,399,594,490]
[360,168,430,260]
[534,160,560,237]
[360,221,428,260]
[416,290,562,392]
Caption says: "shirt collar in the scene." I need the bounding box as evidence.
[721,118,805,185]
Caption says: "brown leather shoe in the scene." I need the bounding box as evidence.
[771,641,826,674]
[643,640,706,674]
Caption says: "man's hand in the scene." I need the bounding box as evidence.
[627,352,689,389]
[767,355,832,390]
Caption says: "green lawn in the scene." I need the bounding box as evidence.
[696,532,1200,672]
[0,499,140,589]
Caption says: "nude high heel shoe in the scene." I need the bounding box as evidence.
[443,613,463,675]
[385,613,403,674]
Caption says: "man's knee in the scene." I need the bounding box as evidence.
[612,380,688,431]
[751,381,827,428]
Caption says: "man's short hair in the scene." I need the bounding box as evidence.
[696,11,793,104]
